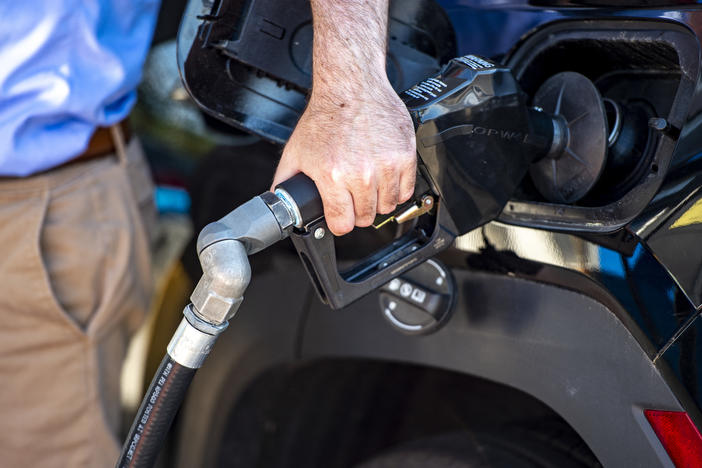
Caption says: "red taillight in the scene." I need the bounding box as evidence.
[645,409,702,468]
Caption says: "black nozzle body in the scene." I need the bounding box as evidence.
[276,173,324,228]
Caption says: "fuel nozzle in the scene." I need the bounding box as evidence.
[402,55,563,234]
[405,57,653,209]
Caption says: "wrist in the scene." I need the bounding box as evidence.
[309,73,397,109]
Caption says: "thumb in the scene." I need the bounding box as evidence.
[270,154,301,190]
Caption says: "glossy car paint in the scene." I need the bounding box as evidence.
[446,6,702,428]
[440,0,702,419]
[171,2,702,467]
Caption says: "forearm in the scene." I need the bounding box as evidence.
[273,0,416,236]
[310,0,390,104]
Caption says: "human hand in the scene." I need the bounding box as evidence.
[271,81,416,236]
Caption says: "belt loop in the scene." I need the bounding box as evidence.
[110,123,128,166]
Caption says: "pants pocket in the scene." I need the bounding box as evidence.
[38,160,151,338]
[38,179,118,334]
[0,193,89,344]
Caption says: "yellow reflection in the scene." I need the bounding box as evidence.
[670,197,702,229]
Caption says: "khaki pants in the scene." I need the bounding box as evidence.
[0,138,154,467]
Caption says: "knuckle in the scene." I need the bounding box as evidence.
[382,181,400,199]
[377,194,398,214]
[334,162,373,189]
[321,197,346,220]
[353,198,373,216]
[322,198,354,236]
[381,189,399,204]
[377,162,396,182]
[326,203,346,220]
[355,169,374,188]
[353,202,376,226]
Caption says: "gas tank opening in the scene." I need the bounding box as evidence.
[499,19,697,232]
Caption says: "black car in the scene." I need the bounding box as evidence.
[138,1,702,466]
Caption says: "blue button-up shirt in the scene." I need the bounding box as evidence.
[0,0,160,176]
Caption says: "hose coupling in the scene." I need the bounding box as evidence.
[167,304,228,369]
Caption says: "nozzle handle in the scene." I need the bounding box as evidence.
[274,169,456,310]
[275,173,323,228]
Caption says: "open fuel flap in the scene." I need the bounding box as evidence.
[498,19,699,232]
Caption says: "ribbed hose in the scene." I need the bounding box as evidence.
[116,354,196,468]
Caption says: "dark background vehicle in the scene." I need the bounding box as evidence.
[130,1,702,466]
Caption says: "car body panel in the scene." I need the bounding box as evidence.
[299,269,685,467]
[167,2,702,466]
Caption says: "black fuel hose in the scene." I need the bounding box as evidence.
[116,354,196,468]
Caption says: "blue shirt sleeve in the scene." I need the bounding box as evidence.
[0,0,160,176]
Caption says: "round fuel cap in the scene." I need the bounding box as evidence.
[379,259,455,335]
